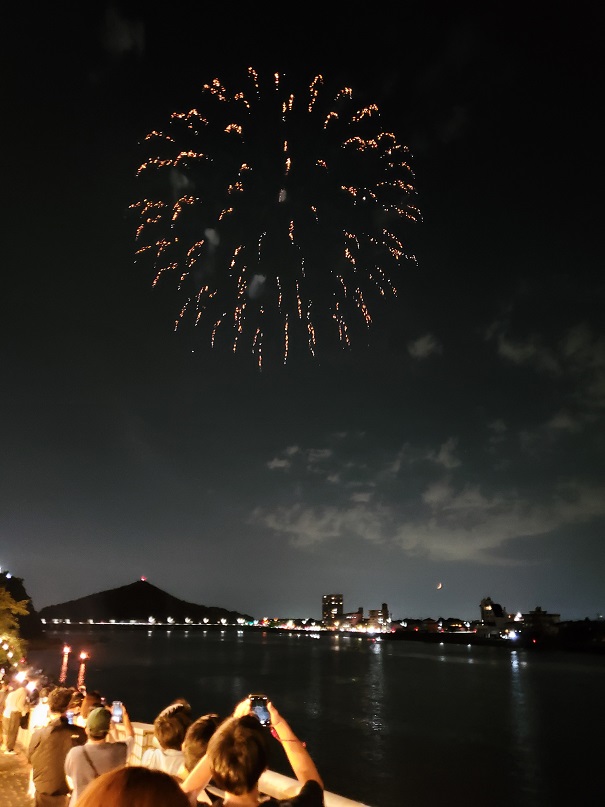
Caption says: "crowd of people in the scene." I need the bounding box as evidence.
[1,675,324,807]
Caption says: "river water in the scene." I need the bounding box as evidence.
[29,628,604,807]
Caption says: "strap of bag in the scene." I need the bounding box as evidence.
[82,747,101,778]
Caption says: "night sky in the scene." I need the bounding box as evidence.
[3,4,604,622]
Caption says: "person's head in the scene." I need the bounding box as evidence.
[76,766,190,807]
[86,706,112,740]
[48,687,73,715]
[170,697,192,715]
[67,689,84,712]
[154,712,188,751]
[207,715,269,795]
[80,691,103,719]
[157,700,193,730]
[182,713,222,772]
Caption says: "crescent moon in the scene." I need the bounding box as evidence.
[437,582,442,590]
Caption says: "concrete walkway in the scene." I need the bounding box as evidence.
[0,744,32,807]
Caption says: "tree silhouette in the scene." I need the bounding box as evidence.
[0,585,29,671]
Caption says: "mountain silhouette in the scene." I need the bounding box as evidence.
[38,579,253,624]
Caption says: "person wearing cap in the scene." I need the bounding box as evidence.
[64,703,134,805]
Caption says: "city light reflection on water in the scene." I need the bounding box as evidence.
[360,638,385,766]
[33,628,605,807]
[509,649,540,802]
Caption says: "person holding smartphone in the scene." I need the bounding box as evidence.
[65,703,134,805]
[181,697,323,806]
[111,701,123,724]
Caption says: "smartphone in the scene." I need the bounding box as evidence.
[111,700,123,723]
[65,710,74,725]
[248,694,270,726]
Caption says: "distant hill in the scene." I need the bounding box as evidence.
[38,579,253,624]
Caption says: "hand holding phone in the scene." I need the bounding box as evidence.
[248,693,271,726]
[111,700,123,723]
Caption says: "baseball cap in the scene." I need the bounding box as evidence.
[87,707,112,736]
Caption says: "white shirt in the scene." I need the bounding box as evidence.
[28,700,50,733]
[3,686,29,718]
[141,746,184,777]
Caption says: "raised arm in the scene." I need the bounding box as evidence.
[181,752,212,793]
[268,702,323,789]
[120,703,135,739]
[181,698,255,794]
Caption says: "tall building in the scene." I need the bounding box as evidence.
[367,603,390,630]
[322,594,344,625]
[480,596,505,622]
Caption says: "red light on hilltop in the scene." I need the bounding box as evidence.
[141,576,147,581]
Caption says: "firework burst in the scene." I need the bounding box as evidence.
[132,68,419,368]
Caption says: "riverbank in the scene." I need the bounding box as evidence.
[27,622,605,655]
[384,626,605,653]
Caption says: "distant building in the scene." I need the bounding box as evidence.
[440,618,468,632]
[480,596,506,622]
[341,607,364,629]
[477,596,514,638]
[322,594,344,626]
[522,606,560,637]
[367,603,391,630]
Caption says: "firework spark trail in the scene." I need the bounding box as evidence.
[132,68,419,367]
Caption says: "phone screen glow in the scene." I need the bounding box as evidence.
[253,703,270,725]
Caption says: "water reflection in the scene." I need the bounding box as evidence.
[58,646,70,684]
[361,640,385,765]
[34,629,605,807]
[301,639,323,721]
[509,650,539,803]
